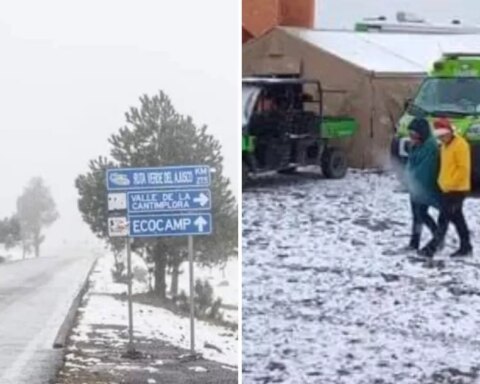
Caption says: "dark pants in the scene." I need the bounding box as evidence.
[410,200,437,249]
[426,192,471,251]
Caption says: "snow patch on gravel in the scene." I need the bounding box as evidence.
[243,171,480,384]
[73,253,238,367]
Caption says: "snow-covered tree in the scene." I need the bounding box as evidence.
[76,91,237,299]
[16,177,59,257]
[0,216,21,249]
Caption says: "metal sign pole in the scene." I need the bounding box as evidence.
[126,236,134,353]
[107,165,212,359]
[188,235,195,354]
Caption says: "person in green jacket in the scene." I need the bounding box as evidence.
[404,117,443,250]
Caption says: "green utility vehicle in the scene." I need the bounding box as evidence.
[391,53,480,189]
[242,77,357,186]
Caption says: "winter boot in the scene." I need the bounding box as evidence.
[451,230,473,257]
[407,234,420,251]
[418,244,435,258]
[450,244,473,258]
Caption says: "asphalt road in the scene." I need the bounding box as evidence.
[0,254,96,384]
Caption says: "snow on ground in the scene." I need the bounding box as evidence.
[101,249,238,323]
[169,258,238,307]
[243,170,480,384]
[98,251,151,294]
[0,246,25,262]
[166,257,239,323]
[72,253,237,366]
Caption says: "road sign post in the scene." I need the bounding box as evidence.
[127,189,211,214]
[188,235,195,354]
[128,213,212,237]
[107,164,213,358]
[126,237,134,353]
[107,165,211,191]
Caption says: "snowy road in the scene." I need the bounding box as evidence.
[0,254,96,384]
[243,170,480,384]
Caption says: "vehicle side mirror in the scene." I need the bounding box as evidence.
[404,98,412,111]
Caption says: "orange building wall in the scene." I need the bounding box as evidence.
[280,0,315,28]
[242,28,254,44]
[243,0,280,38]
[243,0,315,43]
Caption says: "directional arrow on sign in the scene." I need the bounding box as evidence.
[193,192,209,207]
[194,216,208,232]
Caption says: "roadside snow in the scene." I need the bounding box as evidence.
[243,170,480,384]
[166,258,239,323]
[100,251,150,294]
[189,366,208,372]
[99,249,238,323]
[72,253,237,367]
[168,258,238,307]
[0,246,24,262]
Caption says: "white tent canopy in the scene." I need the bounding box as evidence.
[283,27,480,74]
[244,27,480,168]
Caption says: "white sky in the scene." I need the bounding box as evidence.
[0,0,239,254]
[317,0,480,29]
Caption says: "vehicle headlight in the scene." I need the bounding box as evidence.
[467,123,480,138]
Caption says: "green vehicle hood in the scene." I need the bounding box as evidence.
[396,113,480,142]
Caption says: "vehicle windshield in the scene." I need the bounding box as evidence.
[242,85,261,129]
[410,77,480,117]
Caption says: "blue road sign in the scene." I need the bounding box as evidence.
[107,165,211,191]
[127,189,211,214]
[129,213,212,237]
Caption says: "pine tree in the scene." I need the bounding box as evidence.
[76,91,237,299]
[16,177,59,257]
[0,216,21,249]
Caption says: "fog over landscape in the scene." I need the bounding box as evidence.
[0,0,238,255]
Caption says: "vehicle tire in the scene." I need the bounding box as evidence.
[321,148,347,179]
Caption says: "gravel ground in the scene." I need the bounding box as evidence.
[55,254,237,384]
[55,322,237,384]
[242,170,480,384]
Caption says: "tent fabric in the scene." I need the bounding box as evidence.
[243,28,429,168]
[282,27,480,74]
[243,28,480,168]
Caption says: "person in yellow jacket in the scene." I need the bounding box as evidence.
[419,118,473,258]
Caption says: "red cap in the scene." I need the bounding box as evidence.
[433,118,453,136]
